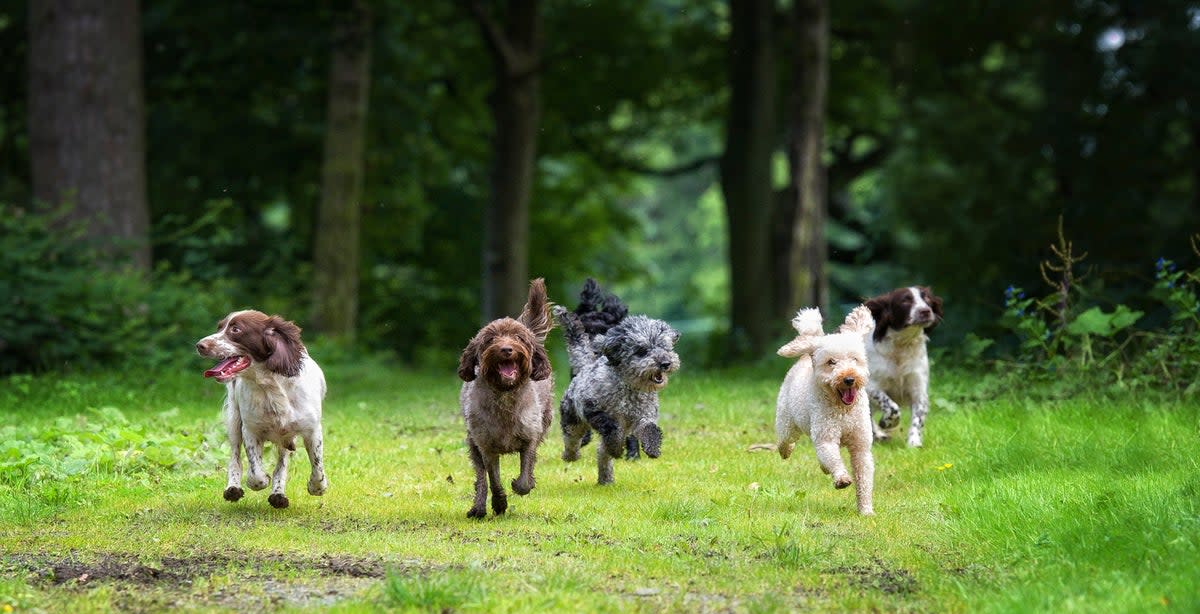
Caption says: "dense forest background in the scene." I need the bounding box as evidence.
[2,0,1199,372]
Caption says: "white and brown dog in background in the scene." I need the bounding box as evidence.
[196,310,327,509]
[775,306,876,516]
[864,286,944,447]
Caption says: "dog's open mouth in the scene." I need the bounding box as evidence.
[839,387,858,405]
[647,371,669,388]
[204,356,251,383]
[497,361,519,381]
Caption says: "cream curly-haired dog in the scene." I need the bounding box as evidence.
[775,306,876,515]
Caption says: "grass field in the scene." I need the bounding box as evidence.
[1,357,1197,612]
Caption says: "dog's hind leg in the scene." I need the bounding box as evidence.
[223,398,245,502]
[467,442,488,518]
[595,442,616,485]
[849,440,875,515]
[268,444,291,509]
[512,441,537,495]
[560,398,590,462]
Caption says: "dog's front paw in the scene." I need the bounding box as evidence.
[223,486,244,502]
[636,424,662,459]
[879,408,900,430]
[307,475,328,496]
[467,505,487,519]
[561,448,580,462]
[511,476,534,496]
[491,493,508,515]
[833,475,852,489]
[907,431,923,448]
[268,493,290,509]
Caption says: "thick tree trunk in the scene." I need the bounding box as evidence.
[468,0,542,321]
[786,0,829,314]
[720,0,777,357]
[28,0,150,270]
[312,1,372,340]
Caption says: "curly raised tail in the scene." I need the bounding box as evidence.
[518,278,554,343]
[552,305,597,372]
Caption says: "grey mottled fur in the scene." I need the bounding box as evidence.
[553,305,680,485]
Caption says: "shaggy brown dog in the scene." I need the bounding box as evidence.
[457,279,555,518]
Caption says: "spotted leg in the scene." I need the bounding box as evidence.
[223,396,245,502]
[267,444,291,509]
[907,393,929,448]
[870,387,901,440]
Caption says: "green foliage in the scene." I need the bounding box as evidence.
[0,204,235,374]
[993,253,1200,391]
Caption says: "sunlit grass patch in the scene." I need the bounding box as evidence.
[1,363,1197,611]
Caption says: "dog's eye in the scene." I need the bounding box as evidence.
[827,359,837,366]
[635,348,648,357]
[230,325,241,334]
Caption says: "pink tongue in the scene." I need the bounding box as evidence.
[204,357,241,378]
[499,362,518,379]
[840,388,857,405]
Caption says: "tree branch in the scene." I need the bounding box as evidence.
[460,0,520,72]
[570,133,718,178]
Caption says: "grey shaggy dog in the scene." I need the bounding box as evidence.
[553,298,680,485]
[566,278,643,459]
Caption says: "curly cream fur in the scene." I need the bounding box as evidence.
[774,306,876,516]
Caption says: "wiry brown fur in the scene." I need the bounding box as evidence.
[458,278,556,518]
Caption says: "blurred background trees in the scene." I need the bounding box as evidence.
[1,0,1198,372]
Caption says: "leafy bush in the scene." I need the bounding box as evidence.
[0,204,236,374]
[993,246,1200,392]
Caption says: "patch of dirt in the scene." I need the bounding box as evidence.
[4,551,428,610]
[831,557,918,595]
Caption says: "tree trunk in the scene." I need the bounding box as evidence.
[467,0,542,321]
[720,0,777,357]
[312,1,372,341]
[28,0,150,270]
[785,0,829,314]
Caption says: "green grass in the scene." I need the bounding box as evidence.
[1,360,1197,612]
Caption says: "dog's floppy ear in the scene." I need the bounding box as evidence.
[530,343,551,381]
[778,337,817,358]
[264,316,304,377]
[864,296,890,342]
[838,305,875,338]
[600,334,624,366]
[923,286,944,333]
[458,336,480,382]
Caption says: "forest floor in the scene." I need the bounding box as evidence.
[1,358,1197,612]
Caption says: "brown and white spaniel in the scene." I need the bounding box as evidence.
[864,286,944,447]
[195,310,327,508]
[457,279,555,519]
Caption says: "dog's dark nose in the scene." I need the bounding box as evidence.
[499,346,513,357]
[917,308,932,319]
[843,376,856,387]
[195,341,206,353]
